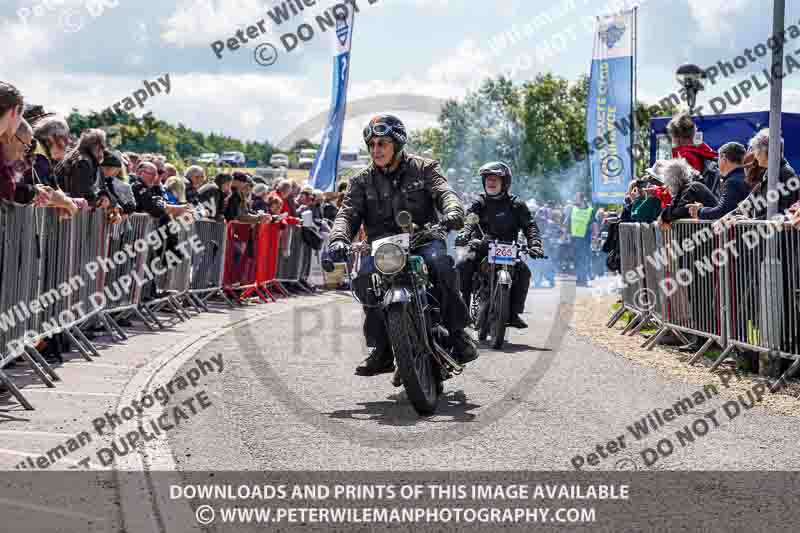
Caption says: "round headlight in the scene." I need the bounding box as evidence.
[374,243,406,274]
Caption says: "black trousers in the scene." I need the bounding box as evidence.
[456,253,531,317]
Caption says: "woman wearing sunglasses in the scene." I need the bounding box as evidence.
[4,118,78,215]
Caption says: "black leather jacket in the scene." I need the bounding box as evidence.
[456,192,542,251]
[330,152,464,244]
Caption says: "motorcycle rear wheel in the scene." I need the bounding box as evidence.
[387,305,439,415]
[491,285,510,349]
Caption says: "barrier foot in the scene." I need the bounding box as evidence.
[99,312,127,341]
[98,313,122,342]
[223,288,243,306]
[709,345,737,372]
[192,292,210,312]
[253,286,272,304]
[167,296,188,321]
[620,312,642,335]
[771,358,800,393]
[20,347,55,389]
[259,284,277,303]
[0,369,34,410]
[222,291,238,308]
[673,330,692,346]
[271,281,291,298]
[131,307,156,331]
[186,293,204,314]
[642,325,667,349]
[25,345,60,382]
[606,306,627,328]
[65,328,94,360]
[688,338,715,365]
[107,313,129,341]
[628,312,651,336]
[141,305,165,330]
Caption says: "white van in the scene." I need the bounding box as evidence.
[270,153,290,168]
[298,149,318,170]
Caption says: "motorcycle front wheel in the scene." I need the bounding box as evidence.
[387,304,439,415]
[491,284,510,349]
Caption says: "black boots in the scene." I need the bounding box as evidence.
[355,348,395,376]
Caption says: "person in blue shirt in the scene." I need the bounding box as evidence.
[688,142,752,221]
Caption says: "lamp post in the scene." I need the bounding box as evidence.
[676,64,706,115]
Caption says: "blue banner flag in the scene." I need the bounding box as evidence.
[586,9,636,205]
[309,9,355,192]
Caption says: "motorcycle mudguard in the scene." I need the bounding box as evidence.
[383,287,412,306]
[497,270,513,285]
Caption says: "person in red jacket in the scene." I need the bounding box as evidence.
[667,112,718,172]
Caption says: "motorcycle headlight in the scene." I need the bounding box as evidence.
[374,243,406,275]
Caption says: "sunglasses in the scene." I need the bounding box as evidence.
[367,138,393,149]
[15,133,37,158]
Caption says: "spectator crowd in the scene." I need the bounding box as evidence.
[0,81,350,237]
[0,80,355,367]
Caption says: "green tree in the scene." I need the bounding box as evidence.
[407,127,444,160]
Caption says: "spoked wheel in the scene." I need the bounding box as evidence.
[491,285,510,349]
[386,304,439,415]
[477,292,490,341]
[469,292,481,328]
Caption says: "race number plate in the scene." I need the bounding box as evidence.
[371,233,410,255]
[488,242,517,265]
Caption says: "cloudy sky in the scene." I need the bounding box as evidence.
[3,0,799,151]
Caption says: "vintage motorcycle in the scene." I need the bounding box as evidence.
[325,211,464,415]
[463,214,545,349]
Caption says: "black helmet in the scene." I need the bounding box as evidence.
[479,161,512,196]
[363,114,407,151]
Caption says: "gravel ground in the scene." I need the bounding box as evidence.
[572,292,800,417]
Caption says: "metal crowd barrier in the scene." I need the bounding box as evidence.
[607,223,650,333]
[274,224,313,294]
[612,219,800,391]
[98,214,158,336]
[145,222,197,321]
[0,207,316,410]
[222,221,275,304]
[713,221,800,387]
[189,219,231,307]
[643,221,726,361]
[0,206,58,409]
[34,209,100,360]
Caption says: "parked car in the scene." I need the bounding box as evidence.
[298,148,318,170]
[197,152,220,165]
[220,151,246,167]
[270,153,290,168]
[339,149,360,169]
[255,167,287,180]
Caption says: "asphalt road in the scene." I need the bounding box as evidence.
[168,283,800,472]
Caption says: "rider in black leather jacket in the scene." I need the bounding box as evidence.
[328,115,478,376]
